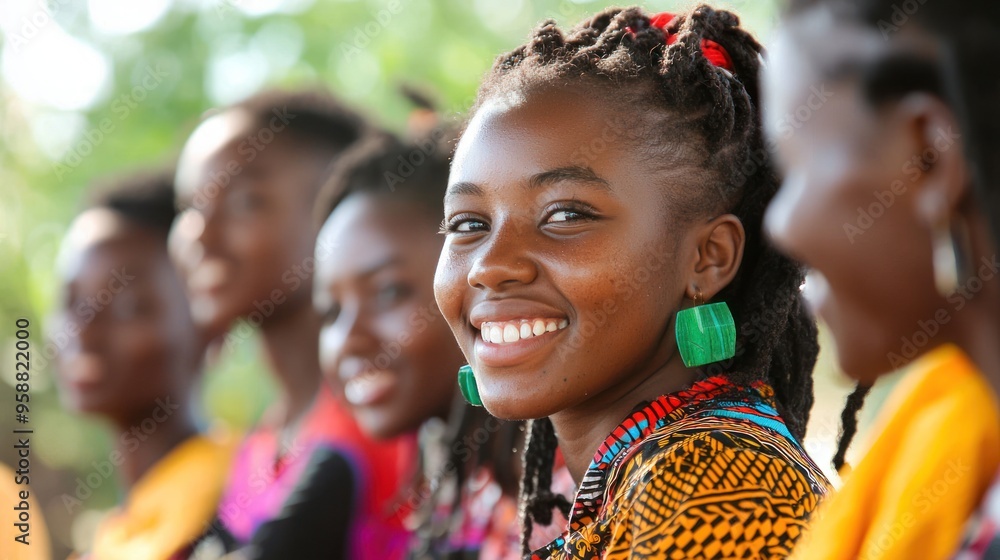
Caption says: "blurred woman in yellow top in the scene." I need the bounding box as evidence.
[761,1,1000,558]
[53,170,236,560]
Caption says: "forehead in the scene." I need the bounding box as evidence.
[764,10,888,144]
[452,87,637,184]
[316,194,438,279]
[175,110,254,195]
[59,210,164,283]
[765,8,884,104]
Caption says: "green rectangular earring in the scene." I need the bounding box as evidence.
[458,364,483,407]
[675,300,736,368]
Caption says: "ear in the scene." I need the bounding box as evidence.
[897,93,969,228]
[684,213,745,301]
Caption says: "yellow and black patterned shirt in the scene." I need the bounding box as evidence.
[531,376,829,560]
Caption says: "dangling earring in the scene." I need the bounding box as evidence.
[458,364,483,407]
[675,291,736,368]
[932,215,969,298]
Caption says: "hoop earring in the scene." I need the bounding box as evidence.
[675,291,736,368]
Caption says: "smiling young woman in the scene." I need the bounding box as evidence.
[433,6,831,558]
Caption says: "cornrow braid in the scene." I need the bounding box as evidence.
[833,383,873,471]
[519,417,571,555]
[473,6,823,546]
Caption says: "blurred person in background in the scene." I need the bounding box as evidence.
[53,169,236,560]
[173,89,415,559]
[762,1,1000,558]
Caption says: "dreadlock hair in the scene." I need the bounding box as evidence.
[89,167,178,238]
[313,120,526,560]
[786,0,1000,471]
[468,6,822,551]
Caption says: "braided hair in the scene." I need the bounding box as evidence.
[469,6,822,551]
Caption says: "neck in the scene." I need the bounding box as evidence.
[951,278,1000,397]
[114,399,197,491]
[550,353,694,483]
[260,301,322,430]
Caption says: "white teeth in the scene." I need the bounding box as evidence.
[478,318,569,345]
[503,324,519,342]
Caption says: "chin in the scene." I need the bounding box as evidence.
[834,344,899,386]
[355,411,404,441]
[481,394,552,422]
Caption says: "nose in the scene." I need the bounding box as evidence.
[467,218,538,291]
[65,307,105,354]
[328,303,380,359]
[195,206,223,253]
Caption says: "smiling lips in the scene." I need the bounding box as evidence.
[478,318,569,344]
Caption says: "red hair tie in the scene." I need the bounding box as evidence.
[629,12,735,73]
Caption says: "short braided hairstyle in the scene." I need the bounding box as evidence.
[468,6,822,551]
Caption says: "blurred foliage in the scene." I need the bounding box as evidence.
[0,0,780,554]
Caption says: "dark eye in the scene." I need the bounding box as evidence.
[321,302,342,326]
[227,189,264,214]
[110,290,152,321]
[544,202,598,225]
[443,214,489,234]
[547,210,585,223]
[375,283,412,308]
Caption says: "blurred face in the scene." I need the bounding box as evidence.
[763,11,949,383]
[433,88,693,421]
[174,110,331,336]
[54,210,198,420]
[314,194,463,439]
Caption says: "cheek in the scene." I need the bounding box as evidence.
[113,323,175,387]
[318,326,342,380]
[433,249,468,325]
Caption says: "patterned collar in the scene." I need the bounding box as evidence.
[570,376,777,528]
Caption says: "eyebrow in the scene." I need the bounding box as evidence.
[445,165,612,197]
[355,255,403,281]
[528,166,611,192]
